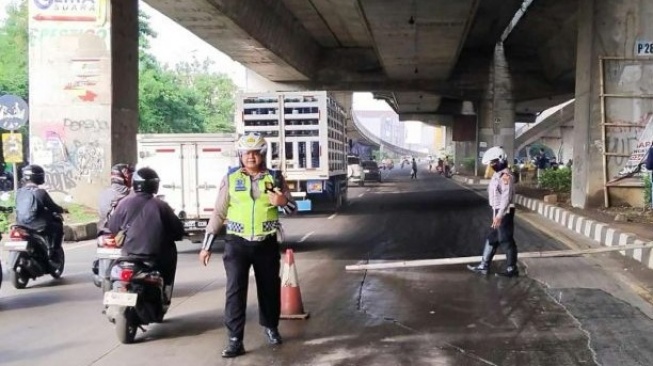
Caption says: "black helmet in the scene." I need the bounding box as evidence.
[22,164,45,185]
[111,163,134,187]
[132,167,160,194]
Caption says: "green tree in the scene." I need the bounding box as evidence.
[175,58,238,133]
[0,0,28,99]
[138,13,237,133]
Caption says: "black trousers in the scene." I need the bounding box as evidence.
[223,235,281,340]
[486,208,517,268]
[158,244,178,289]
[45,220,64,256]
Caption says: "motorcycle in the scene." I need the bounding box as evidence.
[5,213,66,289]
[93,233,122,292]
[103,257,171,344]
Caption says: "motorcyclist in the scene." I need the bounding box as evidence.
[93,163,134,289]
[107,167,184,303]
[15,164,66,266]
[97,163,134,234]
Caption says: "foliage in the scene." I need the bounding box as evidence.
[63,203,98,224]
[0,0,28,100]
[644,173,651,209]
[138,13,238,134]
[538,168,572,193]
[175,58,237,133]
[461,157,476,172]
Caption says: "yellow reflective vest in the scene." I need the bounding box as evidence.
[226,170,279,239]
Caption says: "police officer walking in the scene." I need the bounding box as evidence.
[199,133,297,358]
[467,146,519,277]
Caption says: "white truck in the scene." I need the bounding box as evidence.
[136,133,239,241]
[235,91,349,212]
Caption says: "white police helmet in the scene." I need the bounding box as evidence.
[481,146,507,165]
[236,133,267,155]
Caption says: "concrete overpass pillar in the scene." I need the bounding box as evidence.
[478,43,515,175]
[28,0,138,206]
[572,0,653,208]
[444,125,454,157]
[559,125,574,163]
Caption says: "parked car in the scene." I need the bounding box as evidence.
[362,160,382,182]
[347,155,365,186]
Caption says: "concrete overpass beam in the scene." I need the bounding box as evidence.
[478,42,515,175]
[146,0,320,81]
[572,0,653,208]
[28,0,138,207]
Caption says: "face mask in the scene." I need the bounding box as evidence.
[491,160,507,172]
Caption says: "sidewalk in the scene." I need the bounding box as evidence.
[452,174,653,270]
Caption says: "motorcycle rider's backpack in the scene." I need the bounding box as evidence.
[16,187,39,224]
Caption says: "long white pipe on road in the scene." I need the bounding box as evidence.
[345,242,653,271]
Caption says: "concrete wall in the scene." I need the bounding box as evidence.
[28,0,138,207]
[572,0,653,208]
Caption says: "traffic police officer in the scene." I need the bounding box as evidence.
[467,146,519,277]
[199,133,297,358]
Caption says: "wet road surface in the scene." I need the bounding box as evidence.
[1,164,653,365]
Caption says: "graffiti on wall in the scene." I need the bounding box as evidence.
[28,0,112,206]
[31,124,106,193]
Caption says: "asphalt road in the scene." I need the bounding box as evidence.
[1,163,653,365]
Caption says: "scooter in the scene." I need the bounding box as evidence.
[103,257,172,344]
[93,233,122,292]
[6,213,66,289]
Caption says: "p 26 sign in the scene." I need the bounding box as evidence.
[635,40,653,56]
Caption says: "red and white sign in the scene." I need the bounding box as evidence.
[611,114,653,181]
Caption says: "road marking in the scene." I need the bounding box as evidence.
[366,188,371,192]
[358,193,365,197]
[327,214,337,220]
[299,231,314,243]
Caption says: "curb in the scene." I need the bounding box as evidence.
[514,195,653,269]
[452,175,653,270]
[64,222,97,242]
[451,175,490,185]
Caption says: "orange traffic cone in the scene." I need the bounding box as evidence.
[280,249,309,319]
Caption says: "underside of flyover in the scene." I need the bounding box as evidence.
[144,0,578,123]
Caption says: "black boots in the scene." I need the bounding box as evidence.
[495,267,519,277]
[265,327,283,345]
[222,337,245,358]
[467,240,496,275]
[496,240,519,277]
[221,329,282,358]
